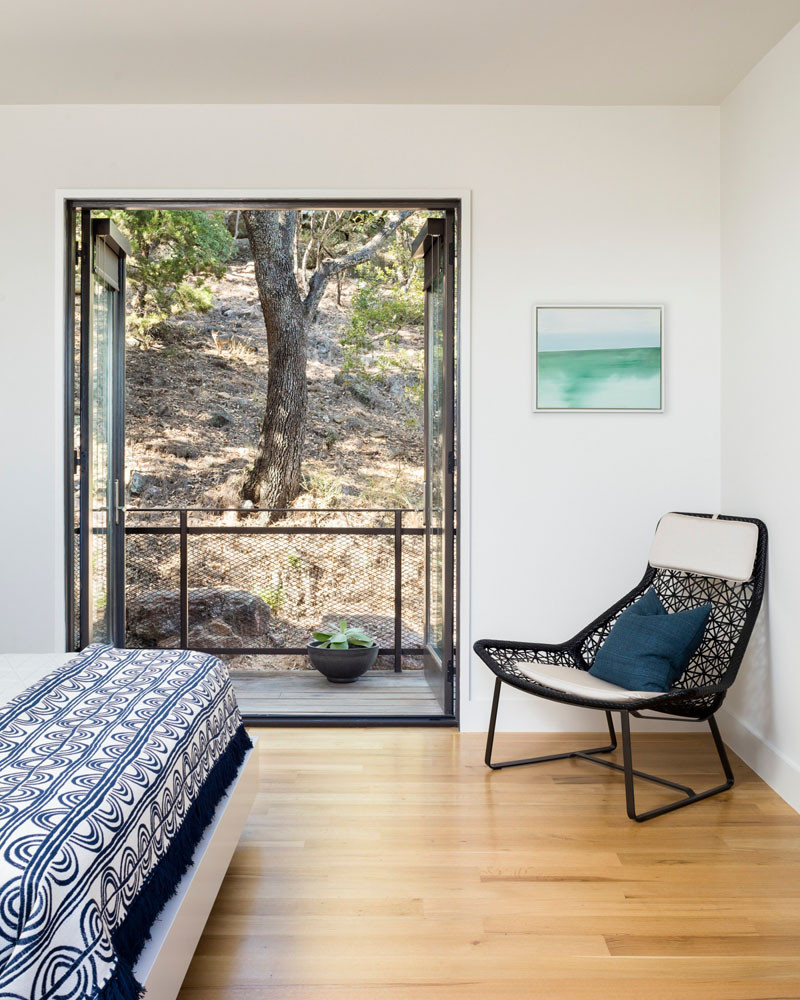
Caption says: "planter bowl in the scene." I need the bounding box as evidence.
[307,640,379,683]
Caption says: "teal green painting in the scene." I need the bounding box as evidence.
[535,306,663,411]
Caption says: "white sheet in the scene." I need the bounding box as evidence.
[0,653,73,705]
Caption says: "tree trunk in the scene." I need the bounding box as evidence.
[242,208,414,513]
[241,210,308,511]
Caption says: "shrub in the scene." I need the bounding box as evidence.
[110,209,235,338]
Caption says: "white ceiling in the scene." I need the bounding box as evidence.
[2,0,799,105]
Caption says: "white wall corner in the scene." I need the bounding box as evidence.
[720,707,800,815]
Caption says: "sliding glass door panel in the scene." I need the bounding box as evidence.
[77,213,129,647]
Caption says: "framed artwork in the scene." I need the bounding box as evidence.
[533,305,664,412]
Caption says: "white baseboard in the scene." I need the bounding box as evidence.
[719,708,800,815]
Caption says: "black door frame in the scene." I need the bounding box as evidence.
[63,197,462,726]
[413,214,456,715]
[73,212,129,649]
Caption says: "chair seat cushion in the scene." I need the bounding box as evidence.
[514,660,663,703]
[589,588,711,692]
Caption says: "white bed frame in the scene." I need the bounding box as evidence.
[0,655,259,1000]
[135,739,259,999]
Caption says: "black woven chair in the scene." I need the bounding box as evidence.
[474,513,767,822]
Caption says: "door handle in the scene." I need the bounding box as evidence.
[114,479,127,524]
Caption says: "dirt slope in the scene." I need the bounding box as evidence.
[124,242,423,514]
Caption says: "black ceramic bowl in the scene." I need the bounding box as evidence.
[307,640,379,683]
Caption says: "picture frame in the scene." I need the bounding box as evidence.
[532,305,664,413]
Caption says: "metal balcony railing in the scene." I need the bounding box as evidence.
[124,507,426,671]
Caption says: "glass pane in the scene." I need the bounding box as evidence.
[90,275,116,642]
[426,265,445,660]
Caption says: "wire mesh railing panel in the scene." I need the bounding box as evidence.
[122,508,426,667]
[186,529,397,648]
[125,525,180,648]
[400,533,424,648]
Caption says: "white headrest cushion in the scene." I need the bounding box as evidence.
[649,513,758,583]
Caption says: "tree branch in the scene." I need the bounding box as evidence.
[302,210,414,319]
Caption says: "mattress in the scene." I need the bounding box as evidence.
[0,644,251,1000]
[0,652,74,705]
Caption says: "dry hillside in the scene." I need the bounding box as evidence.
[123,239,425,669]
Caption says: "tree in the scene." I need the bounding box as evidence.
[112,210,234,335]
[241,209,413,511]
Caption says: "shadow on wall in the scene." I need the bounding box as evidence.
[726,584,772,739]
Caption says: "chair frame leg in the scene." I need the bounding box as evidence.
[485,678,735,822]
[620,711,735,822]
[485,677,618,769]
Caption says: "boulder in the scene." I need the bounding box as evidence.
[208,410,233,428]
[126,587,271,649]
[128,471,149,497]
[333,369,375,407]
[166,440,199,459]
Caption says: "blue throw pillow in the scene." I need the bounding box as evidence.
[589,588,711,693]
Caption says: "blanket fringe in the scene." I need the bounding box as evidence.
[96,959,144,1000]
[97,724,253,999]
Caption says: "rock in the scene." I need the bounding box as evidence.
[208,410,233,428]
[188,619,237,646]
[333,370,375,407]
[126,587,271,649]
[163,440,199,459]
[129,471,148,497]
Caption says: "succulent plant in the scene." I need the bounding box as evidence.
[312,619,377,650]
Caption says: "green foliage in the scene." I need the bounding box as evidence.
[337,256,424,427]
[111,210,234,336]
[338,220,424,418]
[258,583,286,614]
[312,619,377,650]
[343,268,423,355]
[342,218,424,358]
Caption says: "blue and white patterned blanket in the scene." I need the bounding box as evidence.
[0,644,251,1000]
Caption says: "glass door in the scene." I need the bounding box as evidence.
[76,214,129,647]
[413,213,456,713]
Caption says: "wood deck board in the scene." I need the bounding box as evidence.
[178,729,800,999]
[230,670,441,716]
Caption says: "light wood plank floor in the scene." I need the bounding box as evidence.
[230,670,442,716]
[178,729,800,999]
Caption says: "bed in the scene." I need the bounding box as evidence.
[0,644,258,1000]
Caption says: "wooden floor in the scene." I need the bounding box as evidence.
[230,670,442,716]
[178,729,800,999]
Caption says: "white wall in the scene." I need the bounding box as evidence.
[720,25,800,807]
[0,105,722,731]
